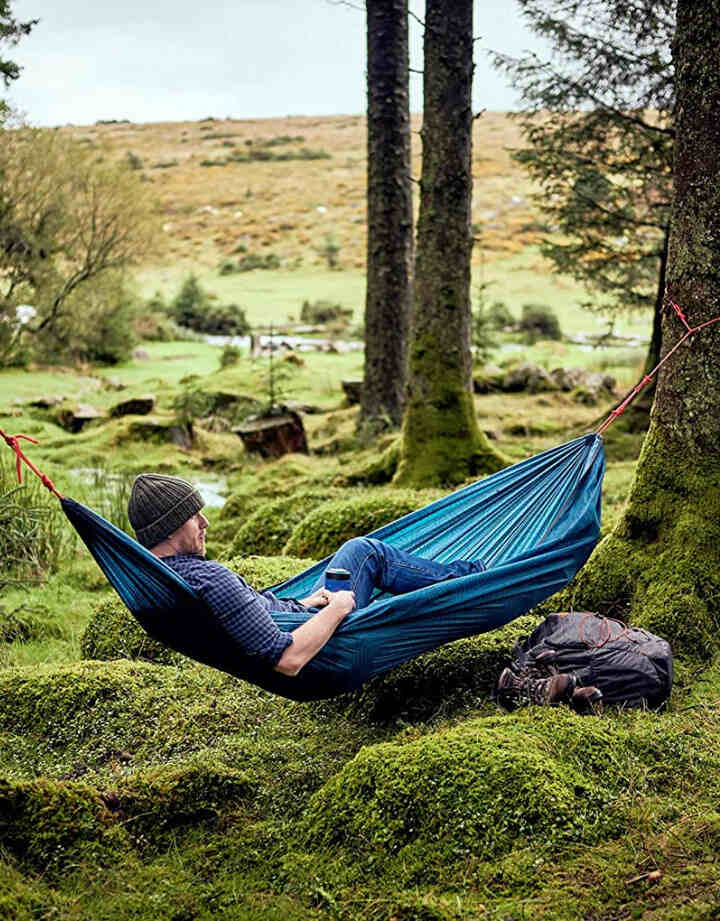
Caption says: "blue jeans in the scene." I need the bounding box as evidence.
[315,537,485,609]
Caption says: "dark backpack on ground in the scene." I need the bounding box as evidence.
[511,612,673,709]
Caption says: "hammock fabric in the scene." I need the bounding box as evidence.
[60,433,604,701]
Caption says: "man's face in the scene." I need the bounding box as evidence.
[168,511,209,556]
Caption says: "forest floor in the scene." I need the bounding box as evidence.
[2,115,717,920]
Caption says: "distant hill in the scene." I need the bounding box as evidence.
[65,113,544,271]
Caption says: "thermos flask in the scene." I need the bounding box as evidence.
[324,567,351,593]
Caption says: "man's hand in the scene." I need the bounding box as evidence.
[299,589,356,613]
[325,589,356,616]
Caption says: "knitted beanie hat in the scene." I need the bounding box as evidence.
[128,473,205,548]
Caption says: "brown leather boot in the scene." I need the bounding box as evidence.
[570,686,604,715]
[496,667,576,710]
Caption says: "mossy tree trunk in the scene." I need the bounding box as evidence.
[360,0,413,432]
[560,0,720,659]
[393,0,506,487]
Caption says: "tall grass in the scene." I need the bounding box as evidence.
[0,455,70,586]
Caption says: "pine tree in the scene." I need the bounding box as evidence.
[560,0,720,661]
[494,0,676,417]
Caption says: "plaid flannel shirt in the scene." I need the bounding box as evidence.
[162,555,306,666]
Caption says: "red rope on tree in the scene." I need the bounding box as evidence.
[0,426,64,499]
[595,298,720,435]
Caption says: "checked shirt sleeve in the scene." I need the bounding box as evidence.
[170,558,295,666]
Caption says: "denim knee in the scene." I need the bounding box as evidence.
[340,536,376,555]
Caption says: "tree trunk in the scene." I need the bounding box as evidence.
[559,0,720,660]
[360,0,413,431]
[393,0,506,486]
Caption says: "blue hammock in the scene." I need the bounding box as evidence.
[63,433,604,701]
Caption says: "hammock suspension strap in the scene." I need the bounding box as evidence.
[0,426,64,499]
[595,296,720,435]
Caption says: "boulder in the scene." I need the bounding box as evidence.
[109,394,156,418]
[54,403,105,433]
[25,395,65,409]
[502,362,557,394]
[341,380,363,405]
[126,417,194,449]
[473,364,504,394]
[234,409,308,459]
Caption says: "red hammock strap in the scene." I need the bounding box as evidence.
[0,427,64,499]
[596,298,720,435]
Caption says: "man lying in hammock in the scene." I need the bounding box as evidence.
[128,473,507,680]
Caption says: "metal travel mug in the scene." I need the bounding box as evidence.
[324,567,351,593]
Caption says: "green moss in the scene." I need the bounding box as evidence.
[80,598,186,666]
[554,427,720,659]
[228,490,339,557]
[303,709,620,862]
[225,554,317,588]
[342,437,401,485]
[283,491,427,558]
[0,776,126,873]
[0,608,65,645]
[395,339,509,487]
[303,706,720,871]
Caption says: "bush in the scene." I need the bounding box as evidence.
[487,300,515,329]
[518,302,562,342]
[283,491,425,559]
[219,344,241,369]
[170,275,250,336]
[299,299,353,325]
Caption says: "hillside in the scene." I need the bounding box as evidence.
[66,112,543,271]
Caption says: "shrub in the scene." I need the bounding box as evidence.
[518,302,562,341]
[487,300,515,329]
[283,491,425,559]
[299,299,353,325]
[219,344,241,369]
[125,150,143,170]
[170,275,250,335]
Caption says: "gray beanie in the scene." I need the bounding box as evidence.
[128,473,205,548]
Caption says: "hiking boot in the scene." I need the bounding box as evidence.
[570,686,604,715]
[496,667,576,710]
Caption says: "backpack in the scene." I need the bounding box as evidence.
[511,612,673,709]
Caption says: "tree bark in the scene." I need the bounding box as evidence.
[393,0,506,486]
[559,0,720,659]
[360,0,413,431]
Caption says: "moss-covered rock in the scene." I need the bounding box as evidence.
[81,598,186,665]
[283,491,427,559]
[302,705,720,868]
[228,491,340,557]
[0,776,125,872]
[337,615,540,722]
[224,554,317,589]
[302,709,619,863]
[0,608,65,644]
